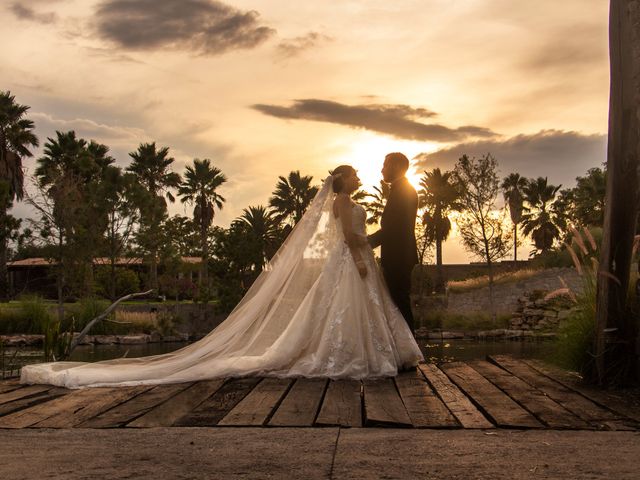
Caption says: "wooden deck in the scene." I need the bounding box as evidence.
[0,355,638,430]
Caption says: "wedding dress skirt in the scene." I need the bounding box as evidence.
[20,177,424,388]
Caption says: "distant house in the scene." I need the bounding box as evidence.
[7,256,202,299]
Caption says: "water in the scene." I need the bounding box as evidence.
[2,338,556,378]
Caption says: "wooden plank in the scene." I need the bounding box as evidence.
[79,383,193,428]
[0,388,69,417]
[268,378,328,427]
[363,378,411,427]
[524,359,640,425]
[488,355,624,428]
[0,388,107,429]
[175,378,262,427]
[0,385,52,406]
[128,380,226,428]
[470,361,590,429]
[218,378,292,426]
[394,370,458,428]
[315,379,362,428]
[441,362,542,428]
[35,386,150,428]
[0,379,22,394]
[418,364,493,429]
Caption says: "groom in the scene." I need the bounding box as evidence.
[368,152,419,334]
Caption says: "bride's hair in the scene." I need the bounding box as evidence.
[330,165,355,194]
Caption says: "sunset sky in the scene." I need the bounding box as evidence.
[2,0,610,263]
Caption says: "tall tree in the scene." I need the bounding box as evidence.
[100,168,139,300]
[233,205,279,271]
[501,173,528,262]
[127,142,181,292]
[521,177,563,253]
[0,91,38,300]
[177,158,226,295]
[34,131,115,301]
[268,171,318,225]
[419,168,460,292]
[594,0,640,385]
[453,154,512,315]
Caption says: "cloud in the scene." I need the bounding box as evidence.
[275,32,331,59]
[9,2,57,24]
[414,130,607,188]
[94,0,275,55]
[252,99,496,142]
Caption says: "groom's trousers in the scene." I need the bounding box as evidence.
[382,265,415,333]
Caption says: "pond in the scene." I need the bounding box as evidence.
[2,337,557,379]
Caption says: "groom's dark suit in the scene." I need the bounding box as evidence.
[368,177,419,333]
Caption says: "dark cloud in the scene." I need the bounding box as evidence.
[94,0,275,55]
[275,32,331,59]
[414,130,606,188]
[9,3,57,24]
[252,99,496,142]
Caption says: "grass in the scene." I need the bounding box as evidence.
[418,311,511,332]
[447,268,543,293]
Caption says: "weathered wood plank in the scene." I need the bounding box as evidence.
[268,378,327,427]
[363,378,411,427]
[79,383,192,428]
[35,386,150,428]
[315,379,362,428]
[175,378,262,427]
[395,370,458,428]
[0,388,107,429]
[0,387,69,417]
[127,380,226,428]
[418,364,493,429]
[470,360,589,429]
[524,359,640,425]
[488,355,625,429]
[218,378,292,426]
[0,379,22,395]
[0,385,52,406]
[441,362,542,428]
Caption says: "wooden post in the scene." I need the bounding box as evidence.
[594,0,640,384]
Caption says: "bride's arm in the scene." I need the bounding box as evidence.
[335,194,367,278]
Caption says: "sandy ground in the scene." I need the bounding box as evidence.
[1,428,639,479]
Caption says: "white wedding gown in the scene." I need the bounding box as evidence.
[20,177,424,388]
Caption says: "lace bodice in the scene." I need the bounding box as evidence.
[351,202,367,236]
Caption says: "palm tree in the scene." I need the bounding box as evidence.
[0,91,38,300]
[419,168,460,293]
[501,173,528,262]
[268,171,318,225]
[127,142,181,291]
[521,176,563,253]
[178,158,226,291]
[233,205,279,270]
[362,181,390,226]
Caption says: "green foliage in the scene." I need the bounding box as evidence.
[65,296,111,334]
[453,154,513,265]
[95,267,141,299]
[268,170,318,225]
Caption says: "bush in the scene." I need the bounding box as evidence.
[95,267,141,299]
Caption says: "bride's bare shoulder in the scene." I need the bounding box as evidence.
[333,193,350,217]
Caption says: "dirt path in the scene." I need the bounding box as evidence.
[1,428,639,479]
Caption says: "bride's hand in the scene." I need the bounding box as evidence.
[355,260,367,279]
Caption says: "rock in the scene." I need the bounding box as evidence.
[93,335,118,345]
[149,332,163,343]
[117,334,151,345]
[523,308,545,317]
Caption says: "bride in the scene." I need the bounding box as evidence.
[20,165,424,388]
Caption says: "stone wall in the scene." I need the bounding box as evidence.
[418,267,582,316]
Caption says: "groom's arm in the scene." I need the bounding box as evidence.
[368,229,383,248]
